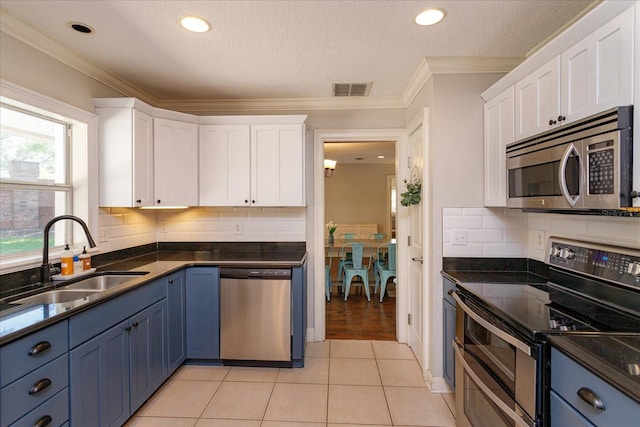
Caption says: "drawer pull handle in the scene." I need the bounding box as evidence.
[29,378,52,395]
[33,415,53,427]
[28,341,51,356]
[577,387,605,411]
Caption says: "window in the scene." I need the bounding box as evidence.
[0,103,72,257]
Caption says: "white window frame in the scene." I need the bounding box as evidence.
[0,80,98,273]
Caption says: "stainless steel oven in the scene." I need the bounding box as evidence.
[452,291,541,427]
[506,106,635,211]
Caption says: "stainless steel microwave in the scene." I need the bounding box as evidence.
[506,106,635,211]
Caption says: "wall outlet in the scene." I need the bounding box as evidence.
[98,229,109,242]
[534,230,545,250]
[159,221,167,233]
[452,230,467,246]
[233,222,243,235]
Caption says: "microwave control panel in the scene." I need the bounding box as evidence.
[587,147,615,195]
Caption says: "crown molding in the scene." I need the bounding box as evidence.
[0,10,158,105]
[2,9,522,113]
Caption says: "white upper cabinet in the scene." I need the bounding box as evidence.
[515,6,634,141]
[199,125,251,206]
[251,125,305,207]
[153,118,199,207]
[96,103,154,207]
[561,6,634,123]
[199,118,306,207]
[484,86,515,207]
[515,57,561,141]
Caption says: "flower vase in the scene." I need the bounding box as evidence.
[328,234,334,245]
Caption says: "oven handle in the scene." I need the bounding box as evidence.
[454,341,532,427]
[559,143,581,207]
[451,290,531,356]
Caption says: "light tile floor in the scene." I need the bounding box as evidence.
[126,340,456,427]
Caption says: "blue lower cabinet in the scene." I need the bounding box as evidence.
[11,388,69,427]
[70,299,168,426]
[129,299,168,413]
[70,319,130,427]
[167,271,186,374]
[185,267,220,359]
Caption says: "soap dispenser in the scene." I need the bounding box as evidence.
[61,244,74,276]
[80,246,91,271]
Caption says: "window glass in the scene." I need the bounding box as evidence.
[0,104,71,256]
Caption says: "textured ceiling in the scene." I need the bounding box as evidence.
[0,0,596,104]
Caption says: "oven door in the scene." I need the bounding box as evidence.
[452,291,539,427]
[454,341,536,427]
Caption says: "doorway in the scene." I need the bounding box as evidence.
[313,129,407,343]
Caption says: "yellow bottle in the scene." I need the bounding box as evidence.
[61,244,74,276]
[80,246,91,271]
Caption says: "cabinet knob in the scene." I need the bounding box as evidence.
[33,415,53,427]
[132,322,139,328]
[245,199,249,204]
[252,200,256,204]
[29,378,52,395]
[557,115,566,122]
[28,341,51,356]
[157,200,161,204]
[168,279,174,284]
[136,199,142,204]
[549,119,557,126]
[125,326,132,332]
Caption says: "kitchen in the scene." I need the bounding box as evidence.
[1,1,639,426]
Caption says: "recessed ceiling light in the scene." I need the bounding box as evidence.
[68,22,94,34]
[180,16,210,33]
[415,8,446,26]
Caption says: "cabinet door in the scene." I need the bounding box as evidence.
[515,57,560,140]
[167,271,186,374]
[561,7,634,123]
[129,299,167,414]
[484,86,514,207]
[443,300,456,389]
[185,267,220,359]
[251,124,305,206]
[70,319,130,427]
[199,125,251,206]
[133,109,154,207]
[154,118,199,206]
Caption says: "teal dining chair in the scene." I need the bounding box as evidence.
[342,242,371,301]
[337,233,358,280]
[375,242,396,302]
[325,250,333,301]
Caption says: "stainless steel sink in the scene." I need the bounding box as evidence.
[63,274,144,291]
[11,290,102,305]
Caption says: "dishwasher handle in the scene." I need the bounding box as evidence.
[219,267,291,280]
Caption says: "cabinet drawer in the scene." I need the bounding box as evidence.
[0,320,68,387]
[1,354,68,426]
[551,348,639,426]
[69,279,165,348]
[9,388,68,427]
[550,390,594,427]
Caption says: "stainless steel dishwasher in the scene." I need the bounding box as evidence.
[219,267,291,362]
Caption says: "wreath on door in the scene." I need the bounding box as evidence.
[400,167,422,207]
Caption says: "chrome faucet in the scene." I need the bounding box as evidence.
[41,215,97,284]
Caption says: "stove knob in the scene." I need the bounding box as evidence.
[560,248,575,260]
[552,246,562,257]
[627,261,640,277]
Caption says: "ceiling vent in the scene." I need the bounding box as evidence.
[332,82,372,97]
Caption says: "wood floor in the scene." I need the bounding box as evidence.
[325,287,396,341]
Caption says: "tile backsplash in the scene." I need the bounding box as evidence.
[98,206,306,253]
[443,208,640,260]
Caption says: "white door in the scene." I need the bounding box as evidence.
[406,110,427,370]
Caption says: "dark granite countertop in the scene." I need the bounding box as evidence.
[0,245,307,345]
[549,334,640,403]
[441,257,549,285]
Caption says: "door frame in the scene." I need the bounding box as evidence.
[313,128,407,342]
